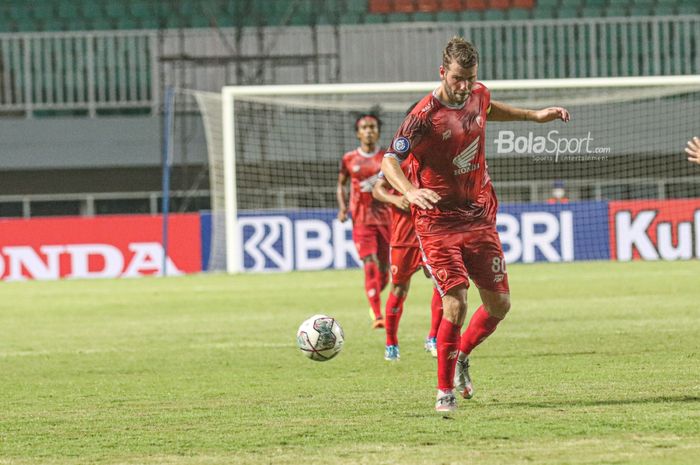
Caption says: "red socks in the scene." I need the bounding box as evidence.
[384,292,406,346]
[364,261,382,319]
[459,305,502,355]
[428,287,443,338]
[436,318,461,391]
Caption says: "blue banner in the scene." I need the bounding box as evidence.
[201,201,611,272]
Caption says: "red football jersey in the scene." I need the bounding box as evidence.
[339,147,391,226]
[389,156,419,248]
[385,83,497,236]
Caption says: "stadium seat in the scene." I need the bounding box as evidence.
[483,9,507,20]
[363,13,387,23]
[652,4,676,15]
[508,8,532,19]
[677,4,700,14]
[581,5,605,17]
[386,12,412,23]
[80,1,104,20]
[604,5,628,17]
[412,12,437,22]
[435,11,461,22]
[130,1,155,20]
[556,6,580,18]
[347,0,369,13]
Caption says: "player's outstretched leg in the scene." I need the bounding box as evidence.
[456,292,509,399]
[424,287,442,358]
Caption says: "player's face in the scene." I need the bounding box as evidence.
[440,61,478,105]
[356,118,380,146]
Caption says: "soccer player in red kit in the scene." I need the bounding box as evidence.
[373,156,443,361]
[381,37,570,412]
[337,114,392,329]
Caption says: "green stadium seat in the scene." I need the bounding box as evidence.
[627,5,654,16]
[130,1,155,19]
[339,12,363,24]
[386,12,412,23]
[81,1,104,20]
[412,12,436,22]
[105,3,127,19]
[347,0,369,13]
[435,11,461,22]
[190,15,213,28]
[677,4,700,14]
[556,6,580,17]
[483,9,506,21]
[532,6,557,18]
[604,5,628,17]
[537,0,560,7]
[41,17,65,32]
[116,17,139,30]
[31,3,55,20]
[507,7,532,19]
[69,17,90,32]
[57,1,78,20]
[581,6,604,17]
[363,13,387,23]
[652,5,676,15]
[90,17,114,30]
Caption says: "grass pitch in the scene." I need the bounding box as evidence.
[1,261,699,465]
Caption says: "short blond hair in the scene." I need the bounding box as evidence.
[442,36,479,69]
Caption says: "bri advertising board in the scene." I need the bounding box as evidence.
[218,202,611,272]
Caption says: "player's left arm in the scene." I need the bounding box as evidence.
[372,177,410,211]
[685,136,700,164]
[487,100,571,123]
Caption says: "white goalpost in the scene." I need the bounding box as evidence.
[189,75,700,273]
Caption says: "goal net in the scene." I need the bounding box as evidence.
[190,76,700,273]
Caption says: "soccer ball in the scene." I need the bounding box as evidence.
[296,314,344,362]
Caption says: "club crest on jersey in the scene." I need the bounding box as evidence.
[393,137,410,154]
[453,136,480,175]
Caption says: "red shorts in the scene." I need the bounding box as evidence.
[389,246,422,285]
[418,225,509,295]
[352,223,390,262]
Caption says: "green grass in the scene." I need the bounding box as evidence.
[0,261,699,464]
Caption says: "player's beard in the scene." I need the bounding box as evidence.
[443,81,468,105]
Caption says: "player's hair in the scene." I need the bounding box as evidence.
[354,113,382,132]
[442,36,479,69]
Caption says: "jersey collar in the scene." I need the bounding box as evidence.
[432,88,466,110]
[357,146,381,158]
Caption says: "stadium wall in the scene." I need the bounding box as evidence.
[1,199,696,281]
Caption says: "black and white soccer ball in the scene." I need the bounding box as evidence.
[296,314,344,362]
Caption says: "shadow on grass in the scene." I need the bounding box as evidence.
[497,394,700,409]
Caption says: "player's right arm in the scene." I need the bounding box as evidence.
[336,160,350,222]
[381,157,440,210]
[685,136,700,164]
[372,177,410,211]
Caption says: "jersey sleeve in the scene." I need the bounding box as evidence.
[384,112,430,162]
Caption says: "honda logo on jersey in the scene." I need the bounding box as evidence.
[453,136,480,175]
